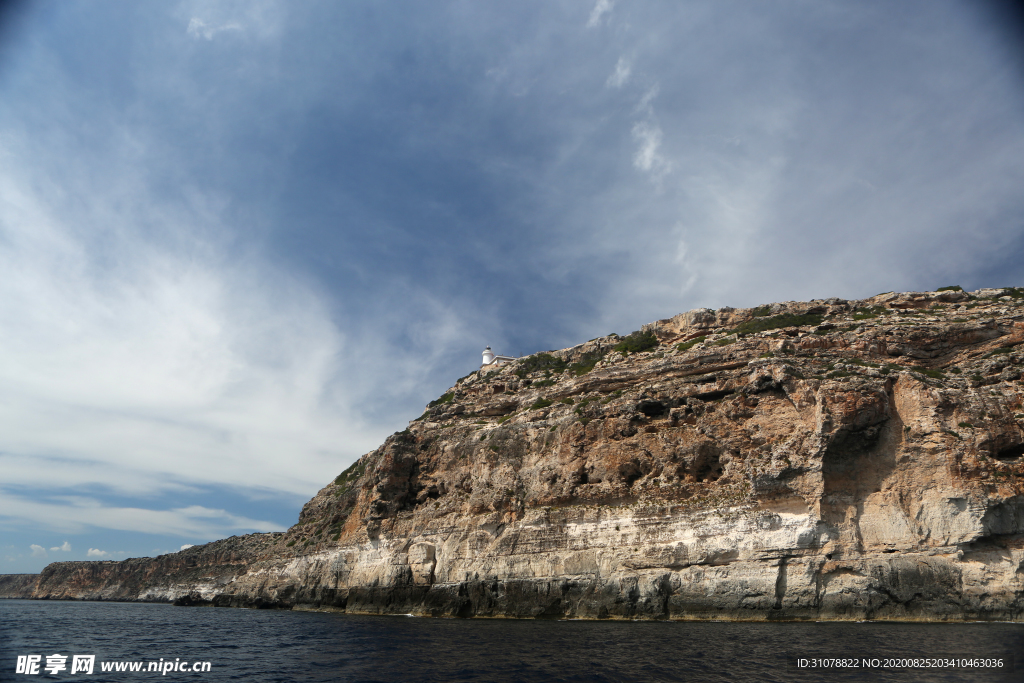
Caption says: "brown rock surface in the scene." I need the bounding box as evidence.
[28,288,1024,620]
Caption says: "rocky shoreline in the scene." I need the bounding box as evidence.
[14,288,1024,620]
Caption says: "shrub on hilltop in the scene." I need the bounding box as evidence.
[613,330,659,354]
[732,312,823,335]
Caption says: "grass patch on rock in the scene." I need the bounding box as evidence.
[676,336,706,352]
[334,460,366,490]
[613,330,659,354]
[427,392,455,408]
[569,349,609,376]
[515,353,568,378]
[732,312,824,335]
[912,366,945,379]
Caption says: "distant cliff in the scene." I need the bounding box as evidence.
[0,574,37,598]
[29,288,1024,620]
[30,534,283,604]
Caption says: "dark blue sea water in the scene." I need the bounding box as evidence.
[1,600,1021,682]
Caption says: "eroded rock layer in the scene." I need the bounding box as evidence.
[28,288,1024,620]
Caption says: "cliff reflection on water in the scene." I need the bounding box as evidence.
[1,600,1021,682]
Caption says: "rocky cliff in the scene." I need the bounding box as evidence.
[0,574,37,598]
[28,288,1024,620]
[30,534,283,604]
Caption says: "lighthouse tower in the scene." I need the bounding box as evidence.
[481,346,515,368]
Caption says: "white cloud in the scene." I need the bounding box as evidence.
[635,84,660,115]
[49,541,71,552]
[87,548,110,557]
[586,0,614,28]
[30,544,47,558]
[606,57,631,88]
[179,544,195,551]
[0,153,390,506]
[631,121,672,181]
[0,494,286,539]
[0,115,482,543]
[187,17,242,41]
[178,0,285,42]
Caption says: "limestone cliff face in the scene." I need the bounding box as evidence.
[30,534,284,604]
[29,288,1024,620]
[0,574,37,598]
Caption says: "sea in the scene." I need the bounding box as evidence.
[1,600,1022,682]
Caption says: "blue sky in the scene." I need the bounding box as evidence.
[1,0,1023,573]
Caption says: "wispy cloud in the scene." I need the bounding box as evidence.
[635,84,659,115]
[586,0,614,28]
[0,91,479,551]
[177,0,285,42]
[0,153,388,504]
[86,548,125,558]
[186,17,242,40]
[631,121,672,182]
[49,541,71,552]
[0,494,285,538]
[30,544,47,558]
[625,83,673,185]
[606,57,631,88]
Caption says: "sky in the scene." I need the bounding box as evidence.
[1,0,1023,573]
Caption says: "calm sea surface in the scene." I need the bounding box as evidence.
[1,600,1022,682]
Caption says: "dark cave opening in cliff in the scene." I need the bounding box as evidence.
[994,442,1024,461]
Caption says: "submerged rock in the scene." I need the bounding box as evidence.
[25,289,1024,620]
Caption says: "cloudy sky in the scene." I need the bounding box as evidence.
[1,0,1023,572]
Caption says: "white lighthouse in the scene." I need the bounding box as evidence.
[481,346,515,368]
